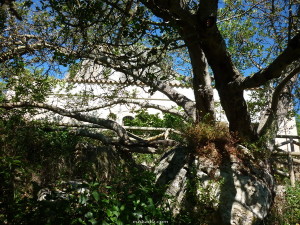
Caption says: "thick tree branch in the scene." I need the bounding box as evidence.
[0,101,130,143]
[72,128,177,154]
[184,35,215,122]
[140,0,196,26]
[72,98,189,120]
[194,16,255,139]
[90,56,197,121]
[142,0,255,138]
[43,126,112,144]
[120,146,158,154]
[139,0,256,139]
[0,41,49,63]
[198,0,218,19]
[235,33,300,89]
[40,122,181,142]
[257,68,300,136]
[3,113,178,153]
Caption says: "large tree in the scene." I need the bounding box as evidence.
[0,0,299,151]
[1,0,300,223]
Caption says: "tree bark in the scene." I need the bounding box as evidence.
[183,36,215,122]
[0,101,130,142]
[142,0,257,140]
[234,33,300,89]
[195,19,257,140]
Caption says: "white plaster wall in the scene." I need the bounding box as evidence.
[4,62,298,151]
[15,76,298,152]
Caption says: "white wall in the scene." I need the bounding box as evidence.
[6,61,296,152]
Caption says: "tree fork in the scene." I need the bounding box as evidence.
[194,16,257,140]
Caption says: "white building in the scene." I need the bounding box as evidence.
[6,61,299,151]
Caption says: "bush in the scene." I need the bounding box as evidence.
[184,123,229,148]
[60,170,174,225]
[0,114,176,224]
[0,156,28,224]
[265,182,300,225]
[0,114,79,183]
[0,114,79,224]
[124,110,185,138]
[1,169,175,225]
[284,183,300,224]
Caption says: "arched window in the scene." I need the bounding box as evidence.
[122,115,134,126]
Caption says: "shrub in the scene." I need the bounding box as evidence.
[124,110,185,138]
[0,112,178,224]
[61,170,174,225]
[1,169,175,225]
[0,156,28,224]
[265,182,300,225]
[284,183,300,224]
[184,122,233,151]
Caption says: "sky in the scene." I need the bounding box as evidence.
[1,0,299,115]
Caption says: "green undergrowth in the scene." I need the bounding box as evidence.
[1,169,175,225]
[123,110,186,140]
[0,114,181,225]
[265,181,300,224]
[179,164,224,224]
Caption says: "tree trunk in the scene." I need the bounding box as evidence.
[198,27,257,140]
[184,34,215,122]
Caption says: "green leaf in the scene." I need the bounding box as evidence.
[133,211,143,219]
[106,209,113,217]
[79,195,88,204]
[78,218,86,224]
[92,190,100,201]
[85,212,93,219]
[120,205,125,211]
[128,194,136,199]
[89,218,98,225]
[102,199,109,204]
[116,220,123,225]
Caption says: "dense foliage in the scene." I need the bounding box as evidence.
[0,114,179,225]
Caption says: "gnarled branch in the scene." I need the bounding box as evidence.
[72,98,189,120]
[257,65,300,136]
[234,33,300,89]
[0,101,130,143]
